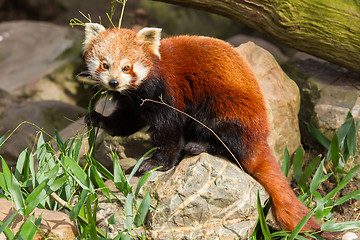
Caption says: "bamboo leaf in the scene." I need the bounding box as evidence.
[135,166,162,199]
[305,123,331,149]
[125,193,133,231]
[321,219,360,232]
[128,148,157,182]
[289,208,316,240]
[17,213,40,240]
[328,133,339,167]
[0,209,20,234]
[0,133,7,151]
[90,165,111,201]
[334,189,360,206]
[325,164,360,202]
[310,159,324,194]
[293,146,304,183]
[10,174,25,215]
[134,189,151,228]
[256,191,271,240]
[281,145,290,177]
[313,192,324,221]
[70,189,89,219]
[298,155,321,192]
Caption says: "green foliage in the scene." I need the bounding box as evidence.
[252,112,360,239]
[0,128,158,239]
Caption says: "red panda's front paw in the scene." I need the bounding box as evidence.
[135,158,173,175]
[84,111,104,129]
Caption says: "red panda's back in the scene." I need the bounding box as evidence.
[158,35,267,131]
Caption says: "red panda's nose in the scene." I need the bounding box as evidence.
[109,79,119,88]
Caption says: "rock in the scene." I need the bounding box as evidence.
[342,232,359,240]
[143,153,267,239]
[227,35,289,64]
[0,89,86,167]
[282,57,360,177]
[0,20,93,106]
[237,42,301,164]
[0,198,77,239]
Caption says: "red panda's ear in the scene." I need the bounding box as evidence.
[137,28,162,58]
[84,23,106,50]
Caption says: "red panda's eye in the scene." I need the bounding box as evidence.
[122,65,131,73]
[102,63,110,70]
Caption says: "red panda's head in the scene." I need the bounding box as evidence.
[83,23,161,92]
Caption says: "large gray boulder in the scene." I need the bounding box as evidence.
[0,89,85,167]
[0,20,92,106]
[145,153,267,240]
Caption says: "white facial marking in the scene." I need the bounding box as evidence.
[133,62,149,85]
[87,56,100,75]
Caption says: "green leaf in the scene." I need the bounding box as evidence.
[17,213,41,240]
[63,156,90,190]
[134,189,151,228]
[306,122,331,149]
[346,119,357,157]
[336,113,353,147]
[1,157,10,193]
[135,166,162,199]
[321,219,360,232]
[70,189,89,219]
[0,209,20,234]
[328,133,339,167]
[128,148,157,182]
[325,164,360,202]
[298,155,321,192]
[24,180,48,216]
[313,192,324,221]
[256,191,271,240]
[0,219,15,239]
[125,193,133,231]
[281,146,290,177]
[289,208,316,240]
[334,189,360,206]
[14,150,27,181]
[0,133,7,151]
[90,165,111,201]
[310,159,324,194]
[113,150,131,196]
[54,129,65,153]
[293,146,304,183]
[10,174,25,215]
[90,155,114,181]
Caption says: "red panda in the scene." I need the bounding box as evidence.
[83,23,323,236]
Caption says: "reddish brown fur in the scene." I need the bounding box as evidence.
[84,27,324,236]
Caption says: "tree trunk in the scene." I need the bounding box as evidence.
[154,0,360,73]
